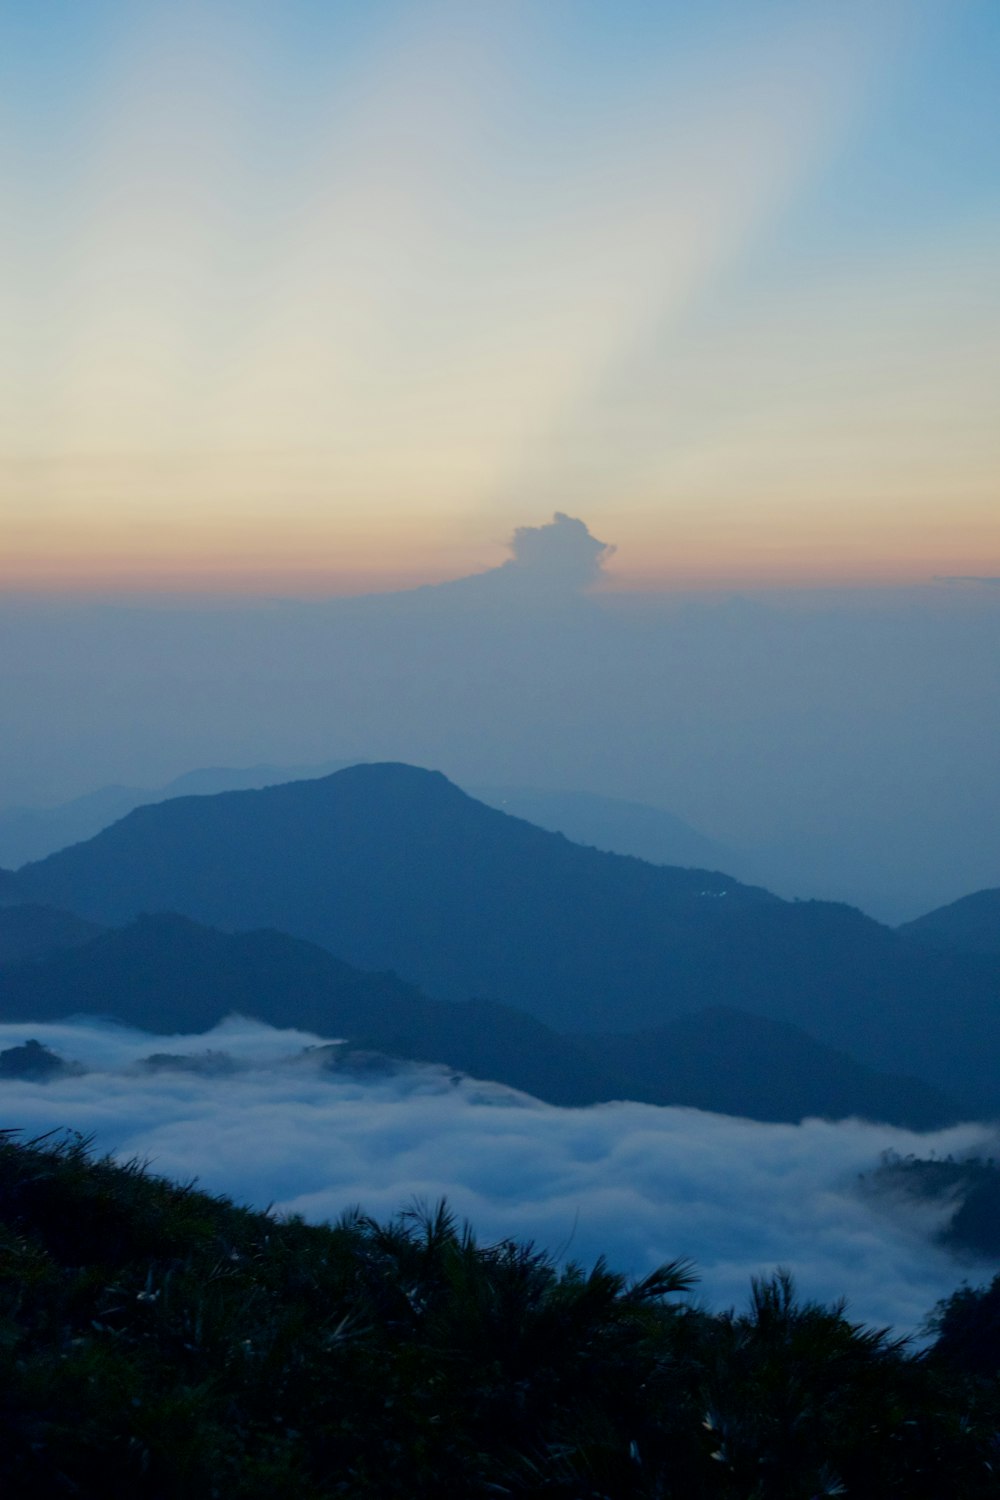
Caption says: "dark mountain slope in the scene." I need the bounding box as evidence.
[899,889,1000,957]
[470,785,739,873]
[0,760,346,868]
[7,764,768,1028]
[0,912,617,1108]
[0,913,954,1126]
[0,904,104,964]
[0,785,150,870]
[3,768,739,887]
[579,1009,954,1129]
[8,763,1000,1110]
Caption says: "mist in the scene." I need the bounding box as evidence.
[1,1015,990,1335]
[2,517,998,920]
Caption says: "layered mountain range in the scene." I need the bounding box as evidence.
[1,762,997,1119]
[0,908,952,1126]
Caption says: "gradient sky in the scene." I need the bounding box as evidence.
[2,0,998,592]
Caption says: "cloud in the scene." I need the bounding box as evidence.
[501,513,615,591]
[0,1017,989,1335]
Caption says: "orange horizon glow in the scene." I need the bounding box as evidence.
[4,533,999,598]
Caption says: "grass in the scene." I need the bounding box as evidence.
[2,1128,999,1497]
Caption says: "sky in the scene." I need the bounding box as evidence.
[2,0,998,593]
[1,1016,990,1335]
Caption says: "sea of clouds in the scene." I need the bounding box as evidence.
[1,1016,992,1335]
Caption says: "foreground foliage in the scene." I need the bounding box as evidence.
[1,1131,998,1498]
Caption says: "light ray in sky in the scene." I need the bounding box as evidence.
[0,0,997,590]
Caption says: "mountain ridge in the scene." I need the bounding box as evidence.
[7,762,1000,1110]
[899,889,1000,957]
[0,910,954,1126]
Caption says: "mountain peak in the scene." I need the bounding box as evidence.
[321,762,457,792]
[899,887,1000,956]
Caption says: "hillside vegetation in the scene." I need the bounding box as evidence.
[2,1130,1000,1498]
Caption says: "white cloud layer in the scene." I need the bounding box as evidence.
[0,1017,989,1335]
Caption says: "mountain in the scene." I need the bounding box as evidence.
[0,912,619,1107]
[0,1037,82,1081]
[2,763,743,889]
[0,904,104,964]
[579,1009,954,1129]
[4,757,930,923]
[862,1152,1000,1261]
[0,912,953,1126]
[8,763,1000,1111]
[0,784,147,867]
[899,889,1000,957]
[3,763,771,1025]
[469,786,742,873]
[0,760,346,869]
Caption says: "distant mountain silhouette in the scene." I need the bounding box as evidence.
[861,1151,1000,1260]
[8,763,1000,1111]
[0,1037,82,1081]
[0,785,146,868]
[579,1009,954,1129]
[2,754,913,922]
[899,889,1000,957]
[0,760,346,868]
[0,912,953,1126]
[0,913,618,1107]
[470,786,741,873]
[1,762,747,891]
[5,763,767,1015]
[0,904,104,964]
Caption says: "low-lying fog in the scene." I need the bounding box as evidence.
[2,1016,991,1335]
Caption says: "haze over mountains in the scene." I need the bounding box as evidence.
[5,751,994,945]
[0,761,348,869]
[4,762,998,1117]
[0,766,741,884]
[4,516,999,922]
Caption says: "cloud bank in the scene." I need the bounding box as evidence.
[0,1017,990,1334]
